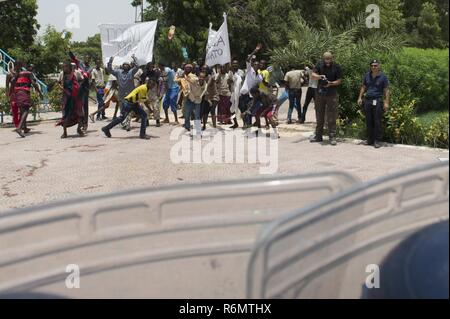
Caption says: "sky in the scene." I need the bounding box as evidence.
[37,0,138,41]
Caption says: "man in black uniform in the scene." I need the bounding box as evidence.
[357,59,390,148]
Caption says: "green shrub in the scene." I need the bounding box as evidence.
[384,99,426,145]
[30,90,41,117]
[336,111,366,140]
[383,48,449,113]
[0,88,11,116]
[48,85,63,112]
[425,112,449,149]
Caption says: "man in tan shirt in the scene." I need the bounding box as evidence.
[179,64,207,133]
[215,64,234,125]
[284,66,305,124]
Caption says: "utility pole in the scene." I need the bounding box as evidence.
[132,0,144,23]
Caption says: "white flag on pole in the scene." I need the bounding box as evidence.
[99,20,158,67]
[207,23,218,49]
[205,13,231,67]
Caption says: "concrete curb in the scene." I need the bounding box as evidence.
[290,129,449,153]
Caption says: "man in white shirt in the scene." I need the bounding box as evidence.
[239,44,263,128]
[230,60,244,129]
[301,65,318,124]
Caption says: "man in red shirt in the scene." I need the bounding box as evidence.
[9,61,42,138]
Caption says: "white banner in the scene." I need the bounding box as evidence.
[99,20,158,67]
[205,14,231,67]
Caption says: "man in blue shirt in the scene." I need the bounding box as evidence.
[158,62,180,125]
[358,59,390,148]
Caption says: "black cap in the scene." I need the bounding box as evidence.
[370,59,380,65]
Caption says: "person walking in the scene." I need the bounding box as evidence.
[284,65,304,124]
[301,65,318,124]
[57,61,85,139]
[8,61,43,138]
[91,60,106,121]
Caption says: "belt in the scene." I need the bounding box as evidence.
[14,87,31,92]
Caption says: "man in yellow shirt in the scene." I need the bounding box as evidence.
[258,60,271,94]
[101,82,151,140]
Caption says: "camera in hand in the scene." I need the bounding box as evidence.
[318,75,330,95]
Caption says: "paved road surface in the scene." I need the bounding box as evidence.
[0,91,448,212]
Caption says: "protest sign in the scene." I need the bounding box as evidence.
[99,20,158,67]
[205,14,231,67]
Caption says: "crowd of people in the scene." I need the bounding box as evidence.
[4,45,390,148]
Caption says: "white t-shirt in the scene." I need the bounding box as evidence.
[307,69,318,89]
[240,61,262,96]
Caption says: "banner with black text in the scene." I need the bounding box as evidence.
[205,14,231,67]
[99,20,158,67]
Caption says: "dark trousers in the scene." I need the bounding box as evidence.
[104,101,148,137]
[287,89,302,121]
[96,88,105,118]
[239,94,252,125]
[315,94,339,138]
[81,90,89,126]
[302,87,316,122]
[364,99,384,143]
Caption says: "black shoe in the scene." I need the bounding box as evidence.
[287,119,293,124]
[140,134,151,140]
[102,127,112,138]
[156,120,160,127]
[330,138,337,146]
[374,141,382,148]
[230,123,239,129]
[77,128,85,137]
[310,136,323,143]
[367,140,374,146]
[15,128,25,138]
[102,116,108,120]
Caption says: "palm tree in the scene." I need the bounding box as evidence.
[270,12,404,124]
